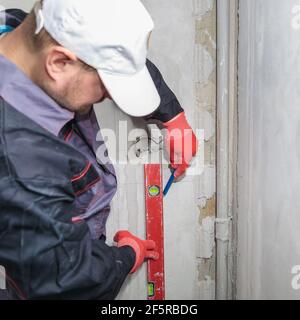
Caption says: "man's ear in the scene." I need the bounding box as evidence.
[45,46,78,81]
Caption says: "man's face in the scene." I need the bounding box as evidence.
[56,64,111,114]
[38,46,111,114]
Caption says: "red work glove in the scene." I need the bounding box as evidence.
[114,231,159,274]
[163,112,198,178]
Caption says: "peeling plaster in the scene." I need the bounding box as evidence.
[196,81,216,111]
[195,46,215,84]
[200,194,216,222]
[195,0,216,299]
[199,216,215,259]
[199,166,216,200]
[199,276,216,300]
[204,138,216,166]
[193,0,214,17]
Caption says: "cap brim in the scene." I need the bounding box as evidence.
[98,65,161,117]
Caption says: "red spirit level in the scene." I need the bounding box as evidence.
[144,164,165,300]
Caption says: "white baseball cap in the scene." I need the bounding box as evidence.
[34,0,161,117]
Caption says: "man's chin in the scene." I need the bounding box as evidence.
[59,101,93,114]
[76,105,93,115]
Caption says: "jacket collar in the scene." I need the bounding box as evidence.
[0,54,74,136]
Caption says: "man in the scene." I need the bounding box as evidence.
[0,0,198,299]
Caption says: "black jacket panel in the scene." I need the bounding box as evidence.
[146,59,184,122]
[0,98,135,300]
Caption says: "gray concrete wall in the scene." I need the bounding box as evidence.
[0,0,32,12]
[0,0,217,299]
[237,0,300,300]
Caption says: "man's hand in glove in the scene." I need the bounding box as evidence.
[163,112,198,178]
[114,231,159,274]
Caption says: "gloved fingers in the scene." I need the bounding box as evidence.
[113,230,132,242]
[166,134,180,162]
[144,239,156,250]
[170,151,183,168]
[172,135,198,176]
[170,160,179,171]
[174,163,189,178]
[145,250,159,260]
[168,142,175,164]
[191,132,199,157]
